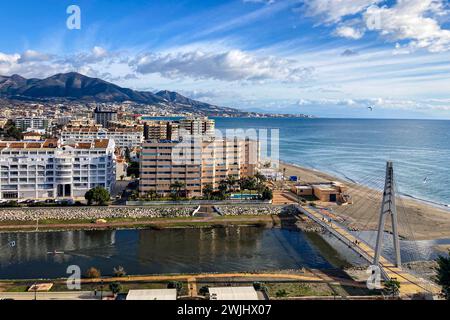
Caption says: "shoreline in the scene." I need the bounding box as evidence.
[280,161,450,241]
[282,160,450,211]
[0,215,279,233]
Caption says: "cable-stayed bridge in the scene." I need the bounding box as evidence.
[292,161,441,298]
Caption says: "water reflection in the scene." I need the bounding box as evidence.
[0,227,338,279]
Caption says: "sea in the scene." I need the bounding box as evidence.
[212,118,450,208]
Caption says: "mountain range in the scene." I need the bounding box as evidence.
[0,72,243,115]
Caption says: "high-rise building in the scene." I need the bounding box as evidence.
[143,121,179,140]
[143,117,215,141]
[0,139,116,200]
[139,137,258,197]
[93,107,118,128]
[14,117,50,132]
[179,117,215,136]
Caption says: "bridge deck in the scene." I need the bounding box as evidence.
[297,205,440,297]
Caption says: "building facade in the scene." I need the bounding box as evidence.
[179,117,215,136]
[0,139,116,200]
[143,117,215,141]
[93,107,118,128]
[139,137,258,197]
[143,120,179,140]
[15,117,50,132]
[61,127,143,149]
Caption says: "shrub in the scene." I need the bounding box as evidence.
[275,289,287,298]
[109,282,122,295]
[85,267,101,279]
[167,281,183,291]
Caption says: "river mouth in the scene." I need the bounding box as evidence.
[0,226,351,280]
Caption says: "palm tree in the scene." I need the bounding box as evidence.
[203,183,214,200]
[146,190,157,201]
[384,278,400,298]
[218,180,229,199]
[254,171,266,184]
[226,175,237,192]
[170,181,185,201]
[238,178,246,198]
[436,251,450,300]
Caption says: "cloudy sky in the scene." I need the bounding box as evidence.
[1,0,450,118]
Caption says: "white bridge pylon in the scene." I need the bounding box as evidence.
[373,161,402,268]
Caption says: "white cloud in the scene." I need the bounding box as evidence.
[302,0,381,24]
[0,46,116,79]
[303,0,450,53]
[18,50,52,63]
[334,26,365,39]
[364,0,450,53]
[131,49,313,82]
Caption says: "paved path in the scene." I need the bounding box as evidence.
[0,215,274,231]
[78,272,365,289]
[0,291,106,300]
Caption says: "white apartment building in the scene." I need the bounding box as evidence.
[61,127,144,149]
[0,139,116,200]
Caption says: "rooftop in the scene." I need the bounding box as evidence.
[0,139,111,150]
[64,127,142,133]
[126,289,177,300]
[208,287,259,300]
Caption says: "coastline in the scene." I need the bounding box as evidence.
[0,162,448,240]
[0,215,279,233]
[280,161,450,241]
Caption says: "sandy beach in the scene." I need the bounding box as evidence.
[280,162,450,241]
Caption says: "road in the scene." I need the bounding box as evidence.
[0,291,108,300]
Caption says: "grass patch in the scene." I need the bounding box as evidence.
[5,285,29,292]
[266,282,335,298]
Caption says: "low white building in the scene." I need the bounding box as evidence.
[0,139,116,200]
[61,127,143,150]
[126,289,177,300]
[208,287,260,300]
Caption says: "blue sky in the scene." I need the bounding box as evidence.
[1,0,450,118]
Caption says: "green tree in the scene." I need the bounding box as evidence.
[254,171,267,183]
[218,180,229,198]
[124,147,131,162]
[170,181,185,201]
[436,251,450,300]
[384,278,401,298]
[126,161,139,178]
[146,190,158,201]
[226,175,237,191]
[203,183,214,200]
[261,187,273,201]
[85,186,110,205]
[109,282,122,295]
[167,281,183,292]
[275,289,287,298]
[3,120,22,140]
[199,285,210,296]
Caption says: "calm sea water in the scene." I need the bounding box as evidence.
[0,227,346,280]
[213,118,450,207]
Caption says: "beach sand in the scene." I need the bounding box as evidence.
[280,162,450,241]
[434,244,450,254]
